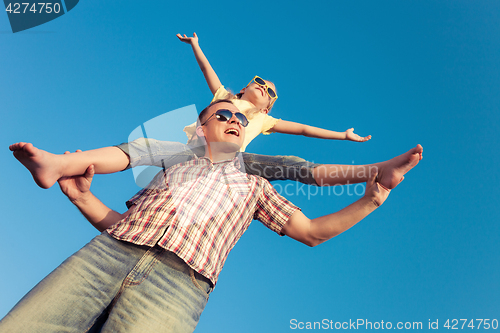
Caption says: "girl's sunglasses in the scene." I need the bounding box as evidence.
[201,109,249,127]
[248,76,278,100]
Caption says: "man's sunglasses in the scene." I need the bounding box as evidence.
[201,109,249,127]
[247,76,278,101]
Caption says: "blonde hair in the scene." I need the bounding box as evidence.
[225,85,278,120]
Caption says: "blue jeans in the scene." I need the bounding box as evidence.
[0,233,212,333]
[117,138,320,186]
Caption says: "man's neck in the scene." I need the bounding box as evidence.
[204,143,238,163]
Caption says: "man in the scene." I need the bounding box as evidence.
[0,100,393,333]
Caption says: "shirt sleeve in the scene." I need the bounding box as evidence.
[183,122,198,145]
[253,178,300,235]
[261,114,281,135]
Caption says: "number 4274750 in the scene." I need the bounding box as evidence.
[5,3,62,14]
[444,319,498,330]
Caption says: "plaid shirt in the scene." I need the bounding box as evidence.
[107,156,299,285]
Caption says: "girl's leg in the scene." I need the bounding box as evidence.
[118,139,202,189]
[313,164,379,186]
[10,138,199,189]
[242,153,319,185]
[116,138,199,170]
[242,144,423,190]
[10,142,129,189]
[313,145,423,189]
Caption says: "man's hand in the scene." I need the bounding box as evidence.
[345,128,371,142]
[57,150,94,203]
[176,32,199,45]
[364,173,390,207]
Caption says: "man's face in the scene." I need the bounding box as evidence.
[197,102,246,153]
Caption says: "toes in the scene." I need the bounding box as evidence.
[9,142,25,151]
[23,143,36,155]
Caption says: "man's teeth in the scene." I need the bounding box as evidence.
[225,129,239,136]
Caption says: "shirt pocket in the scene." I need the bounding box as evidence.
[222,172,251,206]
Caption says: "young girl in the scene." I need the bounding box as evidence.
[10,33,422,191]
[177,33,371,152]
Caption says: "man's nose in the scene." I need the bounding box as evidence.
[228,114,240,125]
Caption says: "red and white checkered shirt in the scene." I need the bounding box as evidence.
[107,156,299,285]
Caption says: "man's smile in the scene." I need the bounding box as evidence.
[224,128,240,137]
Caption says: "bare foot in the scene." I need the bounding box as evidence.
[10,142,62,189]
[377,144,423,189]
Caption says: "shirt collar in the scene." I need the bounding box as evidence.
[196,154,243,170]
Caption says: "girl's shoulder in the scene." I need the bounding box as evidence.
[212,85,234,101]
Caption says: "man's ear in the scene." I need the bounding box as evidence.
[239,87,246,94]
[196,125,205,138]
[261,107,270,114]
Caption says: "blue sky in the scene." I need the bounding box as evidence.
[1,1,499,331]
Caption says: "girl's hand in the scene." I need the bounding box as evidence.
[345,128,372,142]
[176,32,199,45]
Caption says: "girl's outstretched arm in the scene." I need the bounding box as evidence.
[177,32,222,95]
[271,120,371,142]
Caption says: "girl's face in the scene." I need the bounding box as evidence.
[239,79,276,113]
